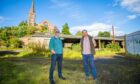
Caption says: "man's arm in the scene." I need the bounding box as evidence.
[49,38,55,54]
[80,39,82,48]
[92,38,97,47]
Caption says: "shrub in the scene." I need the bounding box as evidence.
[3,40,10,48]
[106,43,120,52]
[71,43,81,52]
[63,48,81,59]
[10,38,22,48]
[22,42,50,57]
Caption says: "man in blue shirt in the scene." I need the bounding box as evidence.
[49,29,66,84]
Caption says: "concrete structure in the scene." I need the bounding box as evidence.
[125,30,140,56]
[23,33,124,49]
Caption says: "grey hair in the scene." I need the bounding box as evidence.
[82,29,87,33]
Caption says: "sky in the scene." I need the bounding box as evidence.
[0,0,140,36]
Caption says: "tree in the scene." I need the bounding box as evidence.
[18,21,28,27]
[18,26,28,37]
[40,25,48,33]
[0,30,10,41]
[27,26,36,34]
[98,31,110,37]
[62,23,71,35]
[76,31,82,36]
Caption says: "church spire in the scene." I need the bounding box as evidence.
[28,0,35,26]
[31,0,34,12]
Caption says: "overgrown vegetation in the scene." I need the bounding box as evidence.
[71,43,81,52]
[106,43,121,52]
[0,21,37,49]
[18,42,50,57]
[0,55,140,84]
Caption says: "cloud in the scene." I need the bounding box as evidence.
[49,0,86,20]
[127,15,137,20]
[115,0,140,14]
[70,23,125,36]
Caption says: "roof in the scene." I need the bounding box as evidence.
[32,33,124,41]
[126,30,140,37]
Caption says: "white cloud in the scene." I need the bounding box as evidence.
[118,0,140,14]
[127,15,137,20]
[70,23,125,36]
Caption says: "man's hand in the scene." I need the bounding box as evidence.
[92,38,97,47]
[51,50,55,54]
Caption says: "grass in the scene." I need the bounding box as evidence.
[0,56,140,84]
[63,48,125,59]
[0,47,140,84]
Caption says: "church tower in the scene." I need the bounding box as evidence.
[28,0,35,26]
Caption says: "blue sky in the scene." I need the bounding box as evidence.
[0,0,140,36]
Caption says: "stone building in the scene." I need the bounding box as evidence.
[28,0,55,33]
[37,20,55,33]
[28,0,35,26]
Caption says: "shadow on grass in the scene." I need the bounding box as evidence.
[0,50,20,57]
[0,55,140,84]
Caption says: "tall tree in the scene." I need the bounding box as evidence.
[98,31,110,37]
[18,21,28,27]
[62,23,71,35]
[76,31,82,36]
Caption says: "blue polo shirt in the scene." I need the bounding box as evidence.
[49,36,63,54]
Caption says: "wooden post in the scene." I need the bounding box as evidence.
[99,39,101,49]
[112,25,115,43]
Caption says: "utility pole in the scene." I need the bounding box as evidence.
[112,25,115,43]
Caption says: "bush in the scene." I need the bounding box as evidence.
[3,40,10,48]
[106,43,120,52]
[71,43,81,52]
[63,48,81,59]
[27,42,47,53]
[10,38,22,48]
[20,42,51,57]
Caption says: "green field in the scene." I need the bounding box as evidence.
[0,55,140,84]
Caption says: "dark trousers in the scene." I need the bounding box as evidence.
[82,54,97,79]
[49,54,63,81]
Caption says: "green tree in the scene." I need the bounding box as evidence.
[98,31,110,37]
[62,23,71,35]
[0,30,10,41]
[40,25,48,33]
[18,21,28,27]
[18,26,28,37]
[76,31,82,36]
[27,26,36,35]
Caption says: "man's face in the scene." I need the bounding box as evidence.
[82,31,88,37]
[55,32,60,37]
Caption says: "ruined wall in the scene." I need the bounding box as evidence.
[125,31,140,55]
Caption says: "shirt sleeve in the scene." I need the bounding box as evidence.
[49,38,54,51]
